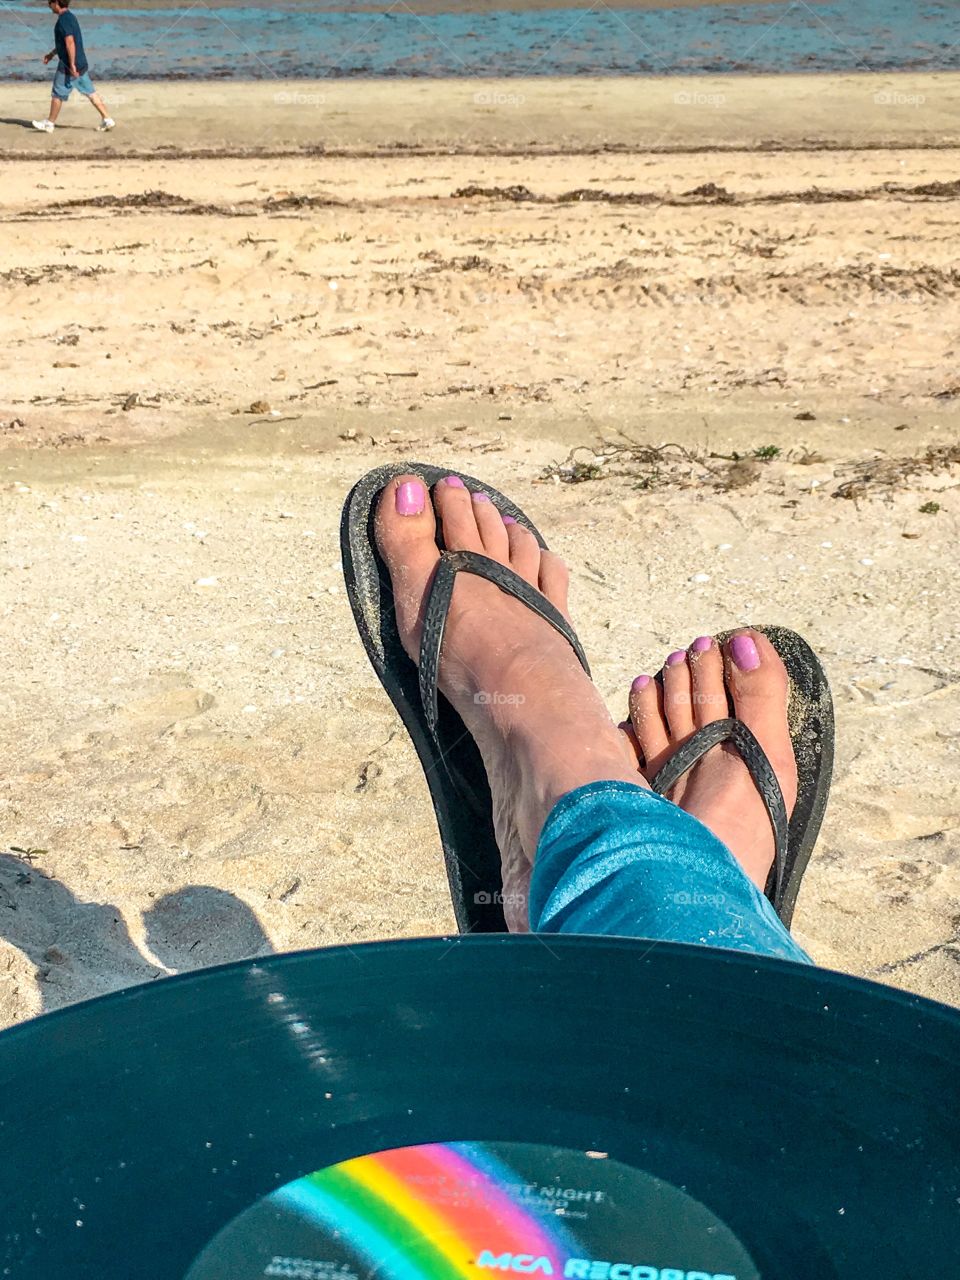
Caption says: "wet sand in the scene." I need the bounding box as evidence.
[2,74,959,1022]
[3,74,959,158]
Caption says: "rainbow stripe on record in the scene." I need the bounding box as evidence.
[274,1142,582,1280]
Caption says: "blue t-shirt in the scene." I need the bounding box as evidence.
[55,11,88,75]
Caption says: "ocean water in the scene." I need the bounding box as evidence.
[2,1,958,80]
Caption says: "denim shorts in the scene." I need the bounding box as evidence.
[52,68,96,100]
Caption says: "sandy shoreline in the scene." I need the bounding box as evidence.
[2,75,959,1023]
[3,74,959,158]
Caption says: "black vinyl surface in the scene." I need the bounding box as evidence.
[0,936,958,1278]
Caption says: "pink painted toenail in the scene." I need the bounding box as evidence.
[666,650,687,667]
[730,634,761,671]
[691,636,713,653]
[631,675,651,692]
[502,515,517,525]
[472,492,491,503]
[444,475,465,488]
[395,480,425,516]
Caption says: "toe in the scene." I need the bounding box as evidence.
[470,491,511,562]
[373,473,442,659]
[537,548,569,613]
[723,629,797,808]
[688,635,727,728]
[628,674,671,779]
[434,475,485,553]
[661,649,695,740]
[503,519,542,587]
[723,629,789,707]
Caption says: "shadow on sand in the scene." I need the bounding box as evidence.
[0,853,274,1015]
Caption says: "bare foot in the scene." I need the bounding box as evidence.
[374,473,641,930]
[624,631,798,892]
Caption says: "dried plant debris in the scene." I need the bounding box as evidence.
[542,437,960,501]
[2,264,108,286]
[262,193,342,211]
[57,190,188,210]
[540,439,777,491]
[454,179,960,209]
[22,190,340,221]
[454,185,538,202]
[418,251,496,273]
[833,445,960,500]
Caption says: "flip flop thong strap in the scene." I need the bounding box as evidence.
[649,718,788,904]
[418,549,590,738]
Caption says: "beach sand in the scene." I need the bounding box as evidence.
[4,74,959,156]
[2,75,959,1023]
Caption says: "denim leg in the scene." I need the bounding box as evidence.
[528,780,812,964]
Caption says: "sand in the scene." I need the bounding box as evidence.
[4,74,959,157]
[2,75,960,1025]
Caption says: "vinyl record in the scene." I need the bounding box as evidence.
[0,936,958,1279]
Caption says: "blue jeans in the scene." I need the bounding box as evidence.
[529,781,811,964]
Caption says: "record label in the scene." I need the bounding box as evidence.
[184,1142,759,1280]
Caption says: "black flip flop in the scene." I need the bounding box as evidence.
[341,463,590,934]
[649,626,834,928]
[343,466,833,934]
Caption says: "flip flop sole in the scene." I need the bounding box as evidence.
[341,463,549,934]
[737,625,834,927]
[654,626,833,925]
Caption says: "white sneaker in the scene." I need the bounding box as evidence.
[32,119,55,133]
[99,117,116,131]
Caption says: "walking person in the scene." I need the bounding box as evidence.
[32,0,115,134]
